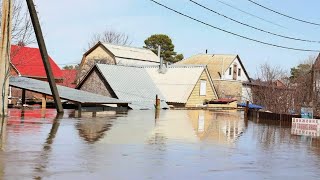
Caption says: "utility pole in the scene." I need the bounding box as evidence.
[0,0,13,117]
[26,0,63,113]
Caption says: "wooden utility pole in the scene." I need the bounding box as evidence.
[0,0,13,117]
[26,0,63,113]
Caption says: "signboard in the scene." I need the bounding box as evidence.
[301,107,313,119]
[292,118,320,137]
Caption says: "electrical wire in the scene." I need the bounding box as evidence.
[247,0,320,26]
[149,0,319,52]
[189,0,320,43]
[214,0,286,29]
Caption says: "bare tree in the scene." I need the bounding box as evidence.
[251,63,293,114]
[0,0,35,45]
[86,29,131,50]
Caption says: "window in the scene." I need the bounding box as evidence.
[238,68,241,76]
[229,67,232,75]
[200,80,207,96]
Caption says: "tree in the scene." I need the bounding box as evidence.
[86,29,131,50]
[0,0,35,45]
[144,34,183,63]
[290,64,312,79]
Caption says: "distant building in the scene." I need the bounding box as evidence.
[78,42,160,82]
[144,65,218,108]
[76,64,168,110]
[61,69,77,88]
[177,54,251,103]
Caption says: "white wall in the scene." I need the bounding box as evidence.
[222,57,249,82]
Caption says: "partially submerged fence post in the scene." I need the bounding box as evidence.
[155,95,160,110]
[244,100,249,120]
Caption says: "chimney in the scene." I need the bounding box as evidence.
[159,57,164,71]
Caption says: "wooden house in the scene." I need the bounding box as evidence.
[144,65,218,108]
[177,54,251,103]
[78,42,160,82]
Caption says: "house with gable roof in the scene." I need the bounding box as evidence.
[144,65,218,108]
[177,54,252,103]
[78,42,160,82]
[76,64,168,110]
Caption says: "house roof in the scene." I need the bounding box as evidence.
[102,43,160,63]
[177,54,250,80]
[10,45,63,79]
[144,65,213,103]
[89,64,169,110]
[61,69,77,88]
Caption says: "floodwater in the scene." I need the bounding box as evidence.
[0,109,319,180]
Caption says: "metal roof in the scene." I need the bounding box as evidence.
[96,64,169,110]
[103,43,160,63]
[144,65,205,103]
[9,76,129,105]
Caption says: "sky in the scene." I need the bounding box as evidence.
[30,0,320,78]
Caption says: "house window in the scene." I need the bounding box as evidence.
[200,80,207,96]
[229,67,232,75]
[238,68,241,76]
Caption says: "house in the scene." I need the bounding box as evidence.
[144,65,218,108]
[10,45,63,81]
[177,54,251,103]
[76,64,169,110]
[78,42,160,82]
[9,45,63,102]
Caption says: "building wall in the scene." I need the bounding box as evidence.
[223,58,249,82]
[186,71,217,107]
[79,69,114,98]
[79,45,115,81]
[213,80,242,101]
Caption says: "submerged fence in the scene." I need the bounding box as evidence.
[248,109,301,122]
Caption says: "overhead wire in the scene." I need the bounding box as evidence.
[247,0,320,26]
[148,0,319,52]
[214,0,286,29]
[189,0,320,43]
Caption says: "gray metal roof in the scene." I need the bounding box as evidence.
[96,64,169,110]
[9,76,129,105]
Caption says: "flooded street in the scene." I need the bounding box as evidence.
[0,109,319,179]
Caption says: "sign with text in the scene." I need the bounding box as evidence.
[292,118,320,137]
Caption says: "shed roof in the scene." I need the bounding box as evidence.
[177,54,249,80]
[94,64,169,110]
[10,76,129,105]
[102,43,160,63]
[144,65,208,104]
[10,45,63,79]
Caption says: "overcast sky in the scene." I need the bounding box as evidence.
[32,0,320,77]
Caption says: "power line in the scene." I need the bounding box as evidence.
[214,0,286,29]
[190,0,320,43]
[247,0,320,26]
[148,0,319,52]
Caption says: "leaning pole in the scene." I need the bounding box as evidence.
[26,0,64,113]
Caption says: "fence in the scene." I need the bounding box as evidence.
[248,109,301,122]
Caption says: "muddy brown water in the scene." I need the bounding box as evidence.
[0,109,319,180]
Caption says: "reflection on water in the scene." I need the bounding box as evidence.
[0,109,320,179]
